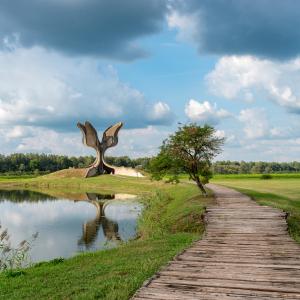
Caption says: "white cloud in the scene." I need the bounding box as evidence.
[206,55,300,113]
[212,129,237,148]
[185,99,231,124]
[167,9,199,44]
[0,46,174,130]
[237,107,300,141]
[109,126,170,158]
[147,102,172,123]
[238,108,269,139]
[269,127,286,138]
[5,126,29,139]
[0,42,175,158]
[14,128,85,155]
[220,137,300,161]
[0,124,169,157]
[214,130,225,139]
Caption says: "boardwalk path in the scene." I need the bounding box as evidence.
[132,184,300,299]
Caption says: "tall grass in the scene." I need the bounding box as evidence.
[0,226,37,273]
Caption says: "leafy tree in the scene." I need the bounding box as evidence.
[18,164,26,172]
[149,123,225,195]
[148,149,181,182]
[29,159,39,171]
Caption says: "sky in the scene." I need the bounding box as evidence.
[0,0,300,161]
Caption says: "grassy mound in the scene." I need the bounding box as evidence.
[43,168,87,178]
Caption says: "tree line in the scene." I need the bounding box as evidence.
[213,161,300,174]
[0,153,299,175]
[0,153,149,175]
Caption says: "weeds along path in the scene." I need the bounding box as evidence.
[132,183,300,299]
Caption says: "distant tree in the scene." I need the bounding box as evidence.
[149,124,224,195]
[18,163,26,172]
[29,159,39,171]
[239,161,250,174]
[264,166,272,174]
[251,162,265,174]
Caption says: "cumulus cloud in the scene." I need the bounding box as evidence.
[185,99,230,124]
[168,0,300,59]
[0,0,167,60]
[214,130,226,139]
[15,128,83,155]
[0,46,174,131]
[167,9,198,44]
[0,125,169,157]
[219,137,300,162]
[110,126,170,157]
[147,102,172,123]
[238,108,269,139]
[5,126,30,139]
[237,107,290,140]
[206,55,300,113]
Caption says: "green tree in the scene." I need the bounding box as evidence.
[29,159,39,171]
[18,163,26,173]
[149,123,224,195]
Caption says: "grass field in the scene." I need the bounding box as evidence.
[0,174,212,300]
[212,174,300,242]
[0,175,37,181]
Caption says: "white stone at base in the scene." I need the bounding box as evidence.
[113,167,144,177]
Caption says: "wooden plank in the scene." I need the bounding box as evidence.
[155,277,300,293]
[158,270,300,283]
[131,184,300,299]
[135,286,300,299]
[148,283,300,299]
[171,260,300,270]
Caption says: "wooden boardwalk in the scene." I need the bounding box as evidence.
[132,184,300,299]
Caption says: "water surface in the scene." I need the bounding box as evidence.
[0,190,142,262]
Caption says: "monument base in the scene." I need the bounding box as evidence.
[46,167,144,178]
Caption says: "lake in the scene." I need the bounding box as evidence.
[0,189,142,262]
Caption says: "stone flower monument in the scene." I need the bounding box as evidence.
[77,121,123,177]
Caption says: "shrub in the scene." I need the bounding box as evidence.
[260,174,273,180]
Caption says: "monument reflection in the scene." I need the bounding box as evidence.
[77,193,121,248]
[0,190,141,262]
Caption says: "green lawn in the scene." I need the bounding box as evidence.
[0,175,37,181]
[212,175,300,243]
[0,175,211,300]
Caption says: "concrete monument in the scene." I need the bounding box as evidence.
[77,121,123,177]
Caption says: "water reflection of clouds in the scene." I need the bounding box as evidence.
[0,192,142,262]
[105,201,142,221]
[1,200,94,226]
[3,210,23,226]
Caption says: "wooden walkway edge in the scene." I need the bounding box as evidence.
[132,183,300,299]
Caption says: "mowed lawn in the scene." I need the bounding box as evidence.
[212,174,300,242]
[0,175,212,300]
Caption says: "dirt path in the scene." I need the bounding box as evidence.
[132,184,300,299]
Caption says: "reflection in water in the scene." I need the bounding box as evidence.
[0,189,56,202]
[0,190,142,262]
[76,194,121,248]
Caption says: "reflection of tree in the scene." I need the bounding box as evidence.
[85,193,115,201]
[77,193,121,248]
[0,190,56,202]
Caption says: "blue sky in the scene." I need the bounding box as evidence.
[0,0,300,161]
